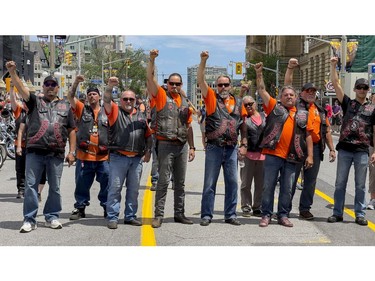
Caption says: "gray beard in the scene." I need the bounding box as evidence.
[218,90,231,99]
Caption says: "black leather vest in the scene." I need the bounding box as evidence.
[244,112,266,152]
[76,105,108,154]
[108,108,148,155]
[27,97,70,153]
[340,99,375,147]
[260,102,308,163]
[205,94,243,146]
[155,91,189,143]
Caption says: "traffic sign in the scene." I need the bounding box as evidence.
[326,81,334,92]
[91,79,102,84]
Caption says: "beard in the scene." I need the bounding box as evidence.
[218,89,231,99]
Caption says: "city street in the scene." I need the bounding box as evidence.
[1,118,374,279]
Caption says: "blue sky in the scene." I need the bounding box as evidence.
[126,35,247,89]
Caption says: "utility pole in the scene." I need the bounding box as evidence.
[49,35,55,70]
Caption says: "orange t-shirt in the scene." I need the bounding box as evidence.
[106,102,152,156]
[152,86,193,141]
[13,103,25,147]
[261,97,296,159]
[73,101,109,161]
[306,104,330,144]
[204,87,247,117]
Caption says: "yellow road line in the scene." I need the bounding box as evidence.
[140,176,156,246]
[315,189,375,232]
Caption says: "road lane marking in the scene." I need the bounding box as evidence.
[315,189,375,232]
[140,176,156,246]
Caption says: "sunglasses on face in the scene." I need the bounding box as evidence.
[44,82,57,87]
[244,102,254,107]
[356,85,369,90]
[122,97,135,102]
[217,83,230,88]
[168,82,182,87]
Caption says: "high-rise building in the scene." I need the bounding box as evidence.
[187,65,227,109]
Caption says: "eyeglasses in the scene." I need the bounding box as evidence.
[168,82,182,87]
[244,102,254,107]
[356,85,369,90]
[217,83,230,88]
[122,97,135,102]
[44,82,57,87]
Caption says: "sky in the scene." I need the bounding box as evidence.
[126,35,247,88]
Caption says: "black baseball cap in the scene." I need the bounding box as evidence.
[354,78,369,88]
[43,75,59,85]
[301,83,317,91]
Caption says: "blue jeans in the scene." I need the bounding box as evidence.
[261,154,296,218]
[201,143,238,220]
[332,149,368,218]
[24,152,64,224]
[290,144,321,213]
[106,153,143,222]
[151,136,159,184]
[154,142,188,217]
[74,159,109,209]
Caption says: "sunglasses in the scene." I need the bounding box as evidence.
[217,83,230,88]
[122,97,135,102]
[44,82,57,87]
[244,102,254,107]
[356,85,369,90]
[168,82,182,87]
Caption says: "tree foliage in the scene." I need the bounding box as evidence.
[80,47,148,97]
[246,52,284,97]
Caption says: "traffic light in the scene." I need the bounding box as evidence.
[236,62,242,75]
[61,76,65,87]
[64,51,73,65]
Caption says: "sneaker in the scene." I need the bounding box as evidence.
[299,210,314,220]
[20,221,37,233]
[107,221,118,229]
[327,215,343,223]
[355,217,368,226]
[367,199,375,210]
[241,207,252,217]
[45,219,63,229]
[200,218,211,226]
[278,217,293,227]
[16,191,24,199]
[259,216,271,227]
[69,208,85,220]
[296,182,303,190]
[252,209,262,217]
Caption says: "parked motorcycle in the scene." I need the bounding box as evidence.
[0,109,16,160]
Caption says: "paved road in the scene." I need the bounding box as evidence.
[0,119,374,279]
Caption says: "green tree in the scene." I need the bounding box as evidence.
[81,47,148,97]
[246,52,284,98]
